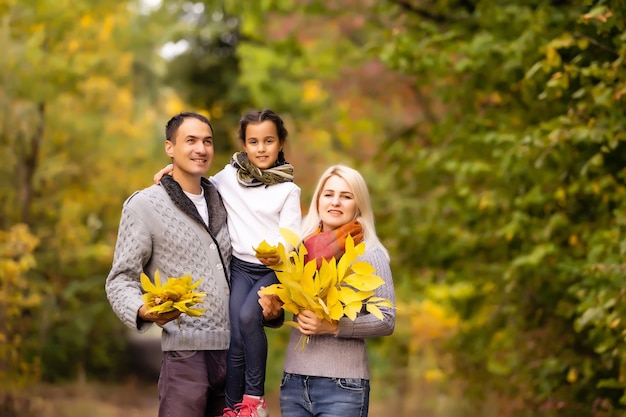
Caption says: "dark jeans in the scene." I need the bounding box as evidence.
[158,349,227,417]
[280,373,370,417]
[225,257,278,408]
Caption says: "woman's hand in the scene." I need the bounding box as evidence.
[153,164,174,184]
[258,288,283,320]
[296,309,338,336]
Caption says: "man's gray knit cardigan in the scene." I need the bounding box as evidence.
[105,175,232,352]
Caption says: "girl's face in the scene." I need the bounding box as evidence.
[318,175,358,233]
[243,120,282,170]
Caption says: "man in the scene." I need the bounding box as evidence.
[106,112,232,417]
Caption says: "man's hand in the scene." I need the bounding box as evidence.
[138,304,181,326]
[258,287,283,320]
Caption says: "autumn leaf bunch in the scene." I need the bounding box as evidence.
[140,270,207,317]
[259,228,392,327]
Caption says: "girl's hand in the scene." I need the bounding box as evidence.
[296,309,338,336]
[153,164,174,184]
[257,256,280,266]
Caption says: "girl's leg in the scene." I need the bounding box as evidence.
[239,269,278,396]
[224,259,255,409]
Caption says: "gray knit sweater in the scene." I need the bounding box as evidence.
[283,245,396,379]
[105,175,232,351]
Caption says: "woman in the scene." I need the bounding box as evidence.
[259,164,396,417]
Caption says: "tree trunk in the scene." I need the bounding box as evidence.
[18,102,45,225]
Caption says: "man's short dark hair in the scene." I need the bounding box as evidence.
[165,112,213,143]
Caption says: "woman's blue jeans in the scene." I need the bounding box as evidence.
[225,257,278,408]
[280,373,370,417]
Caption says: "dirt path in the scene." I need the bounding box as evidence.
[31,380,159,417]
[31,380,282,417]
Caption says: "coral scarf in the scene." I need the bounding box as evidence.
[303,220,364,268]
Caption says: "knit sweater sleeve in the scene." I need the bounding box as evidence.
[335,246,396,339]
[105,199,153,332]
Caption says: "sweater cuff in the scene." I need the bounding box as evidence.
[263,311,285,329]
[126,297,152,333]
[336,317,355,337]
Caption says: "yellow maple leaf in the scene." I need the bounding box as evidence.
[253,240,279,258]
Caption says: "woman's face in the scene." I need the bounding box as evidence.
[318,175,358,232]
[243,120,282,169]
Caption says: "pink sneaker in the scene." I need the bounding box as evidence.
[236,394,269,417]
[220,407,238,417]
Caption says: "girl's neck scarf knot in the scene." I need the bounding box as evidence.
[231,151,295,187]
[303,220,364,268]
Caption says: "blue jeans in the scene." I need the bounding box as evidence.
[225,257,278,408]
[279,373,370,417]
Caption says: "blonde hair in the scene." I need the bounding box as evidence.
[300,164,389,260]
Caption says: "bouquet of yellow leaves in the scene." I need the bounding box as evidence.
[258,228,392,331]
[140,269,207,317]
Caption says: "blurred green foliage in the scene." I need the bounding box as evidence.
[371,0,626,415]
[3,0,626,416]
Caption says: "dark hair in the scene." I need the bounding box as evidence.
[237,109,288,144]
[165,112,213,143]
